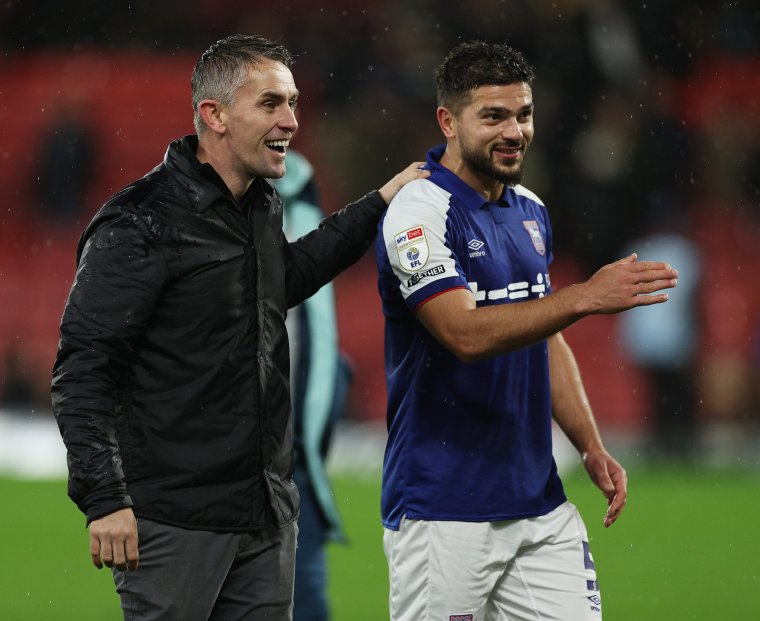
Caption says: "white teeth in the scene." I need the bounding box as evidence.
[266,140,290,147]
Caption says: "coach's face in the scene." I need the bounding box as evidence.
[442,82,534,189]
[220,59,299,180]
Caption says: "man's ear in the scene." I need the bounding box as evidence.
[197,99,226,135]
[436,106,457,139]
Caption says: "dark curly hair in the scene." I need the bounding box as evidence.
[434,41,535,114]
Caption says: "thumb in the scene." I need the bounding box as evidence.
[589,459,615,500]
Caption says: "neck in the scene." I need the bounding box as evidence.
[195,137,252,201]
[439,146,504,202]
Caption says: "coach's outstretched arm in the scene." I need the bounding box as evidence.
[415,254,678,363]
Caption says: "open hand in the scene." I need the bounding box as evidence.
[581,253,678,314]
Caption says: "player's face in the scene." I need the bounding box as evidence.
[219,59,299,180]
[455,83,534,186]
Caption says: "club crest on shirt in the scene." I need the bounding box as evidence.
[395,225,429,271]
[450,615,474,621]
[522,220,546,256]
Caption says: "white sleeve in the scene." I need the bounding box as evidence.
[381,180,468,309]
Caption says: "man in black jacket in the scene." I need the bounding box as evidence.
[51,34,426,620]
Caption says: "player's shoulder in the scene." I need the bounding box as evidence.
[382,178,451,244]
[512,183,545,207]
[386,178,451,221]
[390,177,450,207]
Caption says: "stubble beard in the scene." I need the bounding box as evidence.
[461,140,526,186]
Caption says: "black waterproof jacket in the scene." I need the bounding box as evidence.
[51,135,387,530]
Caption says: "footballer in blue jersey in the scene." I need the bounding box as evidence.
[378,144,567,529]
[376,41,679,621]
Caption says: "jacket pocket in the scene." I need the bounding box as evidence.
[262,469,300,525]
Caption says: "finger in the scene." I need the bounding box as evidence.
[112,539,128,572]
[604,490,627,527]
[604,504,619,527]
[628,261,677,276]
[639,277,678,294]
[613,253,637,265]
[593,468,615,501]
[604,466,628,526]
[125,531,140,571]
[90,535,104,569]
[100,540,114,568]
[600,479,615,501]
[634,270,679,286]
[630,292,669,306]
[408,163,429,178]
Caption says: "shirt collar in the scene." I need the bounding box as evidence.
[425,144,512,210]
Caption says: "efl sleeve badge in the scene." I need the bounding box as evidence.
[394,225,430,272]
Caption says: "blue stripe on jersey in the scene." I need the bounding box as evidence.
[376,144,566,530]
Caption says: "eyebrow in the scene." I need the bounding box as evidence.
[477,103,533,116]
[258,88,300,102]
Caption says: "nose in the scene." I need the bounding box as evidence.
[280,106,298,133]
[500,117,522,141]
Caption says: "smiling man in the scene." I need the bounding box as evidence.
[51,34,427,621]
[376,41,679,621]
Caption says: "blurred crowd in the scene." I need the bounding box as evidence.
[1,0,759,463]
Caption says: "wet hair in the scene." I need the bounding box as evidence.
[434,41,535,115]
[191,34,294,134]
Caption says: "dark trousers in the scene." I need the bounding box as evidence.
[649,365,696,457]
[293,468,329,621]
[112,517,297,621]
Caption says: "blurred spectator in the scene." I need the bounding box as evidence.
[0,346,39,414]
[35,101,94,224]
[619,226,702,459]
[273,150,348,621]
[562,91,642,268]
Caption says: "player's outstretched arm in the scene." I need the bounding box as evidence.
[89,507,139,571]
[415,254,678,362]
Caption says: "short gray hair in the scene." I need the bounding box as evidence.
[191,34,294,134]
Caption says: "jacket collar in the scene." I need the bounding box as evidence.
[164,135,275,212]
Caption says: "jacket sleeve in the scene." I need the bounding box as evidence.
[51,211,168,524]
[284,190,386,308]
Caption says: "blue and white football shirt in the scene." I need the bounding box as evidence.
[376,144,566,530]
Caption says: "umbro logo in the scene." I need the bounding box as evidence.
[587,594,601,613]
[468,239,486,258]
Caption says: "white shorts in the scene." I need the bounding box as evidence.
[383,501,602,621]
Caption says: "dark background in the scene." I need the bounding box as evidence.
[1,0,759,463]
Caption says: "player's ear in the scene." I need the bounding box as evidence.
[437,106,457,139]
[198,99,226,135]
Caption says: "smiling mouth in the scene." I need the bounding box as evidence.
[265,139,290,154]
[493,144,522,159]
